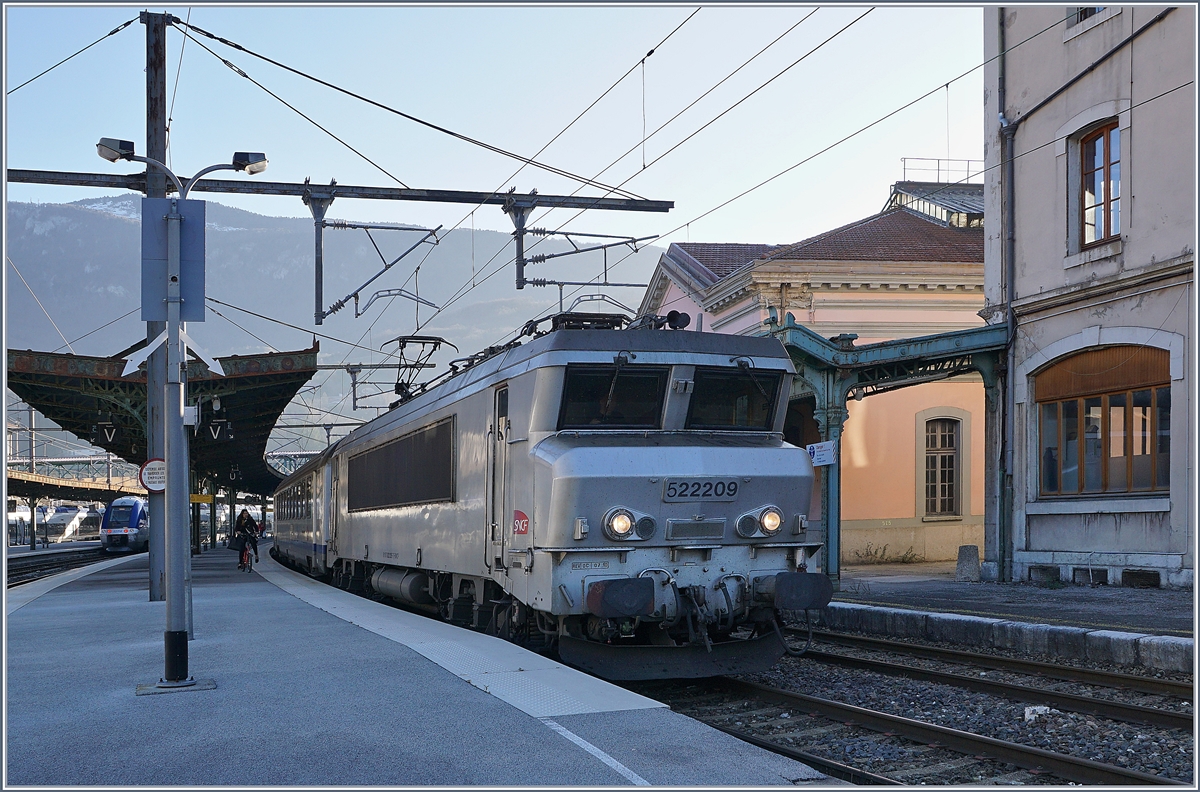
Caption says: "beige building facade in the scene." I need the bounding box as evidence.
[982,7,1194,587]
[640,184,989,564]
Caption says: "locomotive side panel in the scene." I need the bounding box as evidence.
[334,387,491,579]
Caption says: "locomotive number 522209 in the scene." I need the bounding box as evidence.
[662,478,739,502]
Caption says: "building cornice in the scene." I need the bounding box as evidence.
[1012,254,1193,318]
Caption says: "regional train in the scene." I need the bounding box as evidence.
[99,496,150,552]
[271,312,832,679]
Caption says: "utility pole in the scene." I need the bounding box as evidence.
[144,10,168,603]
[28,407,36,551]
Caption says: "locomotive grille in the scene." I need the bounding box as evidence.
[666,519,726,540]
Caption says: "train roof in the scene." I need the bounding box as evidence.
[273,324,793,494]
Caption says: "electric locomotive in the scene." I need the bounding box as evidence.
[272,313,832,679]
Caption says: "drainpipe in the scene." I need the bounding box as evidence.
[997,8,1018,582]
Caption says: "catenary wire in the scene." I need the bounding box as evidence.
[174,28,410,188]
[415,7,860,332]
[6,16,137,95]
[404,7,817,335]
[207,304,280,353]
[311,11,703,417]
[494,12,1115,340]
[51,308,139,354]
[7,256,75,353]
[166,7,193,170]
[172,17,645,199]
[624,79,1197,325]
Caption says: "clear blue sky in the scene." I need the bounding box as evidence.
[5,4,987,448]
[6,4,985,245]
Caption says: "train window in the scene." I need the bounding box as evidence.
[108,505,134,525]
[557,365,668,429]
[347,417,456,511]
[686,367,781,430]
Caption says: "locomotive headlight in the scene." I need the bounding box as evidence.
[759,507,783,536]
[605,508,635,540]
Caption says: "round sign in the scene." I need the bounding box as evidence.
[139,458,167,493]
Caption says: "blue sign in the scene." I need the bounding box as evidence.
[141,197,206,322]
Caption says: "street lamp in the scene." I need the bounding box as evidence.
[97,138,266,687]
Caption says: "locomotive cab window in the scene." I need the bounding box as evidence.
[558,364,668,429]
[686,366,781,430]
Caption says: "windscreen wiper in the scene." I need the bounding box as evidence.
[733,356,769,399]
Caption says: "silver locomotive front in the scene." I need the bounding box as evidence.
[503,332,830,679]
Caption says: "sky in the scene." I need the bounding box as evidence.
[4,3,988,454]
[5,4,985,244]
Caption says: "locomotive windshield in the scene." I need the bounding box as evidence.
[686,366,781,430]
[107,505,134,525]
[558,365,668,429]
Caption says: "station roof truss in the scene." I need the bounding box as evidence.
[7,343,319,495]
[7,469,144,504]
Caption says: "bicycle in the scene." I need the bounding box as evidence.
[239,543,254,572]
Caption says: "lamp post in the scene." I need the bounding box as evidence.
[97,138,266,686]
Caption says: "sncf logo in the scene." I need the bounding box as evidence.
[512,510,529,535]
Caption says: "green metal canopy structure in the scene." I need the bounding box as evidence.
[766,309,1008,585]
[7,342,319,495]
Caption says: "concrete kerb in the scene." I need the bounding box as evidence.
[819,602,1193,673]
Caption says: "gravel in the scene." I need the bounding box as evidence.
[745,655,1194,783]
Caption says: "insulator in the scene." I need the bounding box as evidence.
[527,227,549,236]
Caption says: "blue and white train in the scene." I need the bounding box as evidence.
[99,497,150,552]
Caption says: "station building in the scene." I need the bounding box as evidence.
[982,6,1194,587]
[639,182,988,565]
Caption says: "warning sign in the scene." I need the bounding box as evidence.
[139,458,167,492]
[806,441,837,467]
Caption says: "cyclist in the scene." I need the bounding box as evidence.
[234,509,259,570]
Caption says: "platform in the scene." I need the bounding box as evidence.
[5,547,830,786]
[820,562,1194,672]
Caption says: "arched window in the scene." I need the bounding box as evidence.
[925,418,960,516]
[1036,346,1169,496]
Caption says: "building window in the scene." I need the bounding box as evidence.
[1073,7,1104,25]
[1081,122,1120,247]
[1036,346,1169,496]
[925,419,960,515]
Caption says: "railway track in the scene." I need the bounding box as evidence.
[799,629,1193,698]
[802,648,1192,730]
[634,677,1187,785]
[6,548,107,588]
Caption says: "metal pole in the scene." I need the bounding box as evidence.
[303,190,334,325]
[144,11,169,603]
[27,497,37,552]
[28,406,36,475]
[162,197,192,684]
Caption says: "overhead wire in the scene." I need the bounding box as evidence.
[416,7,849,332]
[206,304,280,353]
[7,256,75,353]
[493,10,1092,340]
[174,27,410,188]
[6,16,137,95]
[51,308,139,354]
[171,17,644,199]
[312,9,703,418]
[166,6,194,169]
[616,79,1198,324]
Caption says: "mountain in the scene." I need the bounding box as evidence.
[5,195,665,439]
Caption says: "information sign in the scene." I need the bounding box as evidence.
[806,441,837,467]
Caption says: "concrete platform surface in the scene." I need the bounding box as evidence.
[818,562,1194,672]
[5,547,830,786]
[838,562,1193,637]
